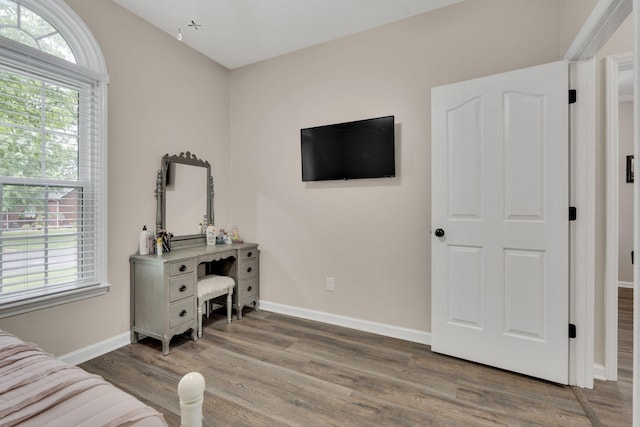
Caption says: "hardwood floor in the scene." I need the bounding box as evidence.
[81,300,633,427]
[578,287,633,426]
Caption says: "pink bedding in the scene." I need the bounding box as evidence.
[0,330,167,427]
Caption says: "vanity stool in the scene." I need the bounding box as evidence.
[197,275,234,338]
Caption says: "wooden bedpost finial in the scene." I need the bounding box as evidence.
[178,372,205,427]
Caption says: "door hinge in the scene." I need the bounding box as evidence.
[569,323,577,339]
[569,206,577,221]
[569,89,577,104]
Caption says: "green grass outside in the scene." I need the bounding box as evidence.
[1,268,79,293]
[1,227,79,293]
[1,227,78,251]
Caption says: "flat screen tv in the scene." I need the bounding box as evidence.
[300,115,395,182]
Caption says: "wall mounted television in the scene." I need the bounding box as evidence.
[300,115,395,182]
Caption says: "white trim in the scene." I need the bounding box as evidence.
[593,364,607,381]
[565,0,632,61]
[0,36,106,83]
[0,0,109,316]
[14,0,111,306]
[568,58,597,389]
[16,1,110,297]
[16,0,108,76]
[620,281,635,288]
[0,284,110,319]
[565,0,633,390]
[633,2,640,423]
[59,304,433,366]
[57,331,130,366]
[604,53,633,382]
[259,301,431,346]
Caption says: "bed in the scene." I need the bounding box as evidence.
[0,329,171,427]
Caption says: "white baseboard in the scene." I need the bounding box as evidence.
[57,331,130,365]
[54,307,608,388]
[618,281,635,288]
[260,301,611,385]
[592,363,607,381]
[259,300,431,346]
[56,302,431,366]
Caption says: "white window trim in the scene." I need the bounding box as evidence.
[20,0,108,74]
[0,0,109,318]
[0,284,110,318]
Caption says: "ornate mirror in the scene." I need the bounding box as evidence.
[156,152,214,246]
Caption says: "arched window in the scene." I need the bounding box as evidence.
[0,0,108,317]
[0,0,75,62]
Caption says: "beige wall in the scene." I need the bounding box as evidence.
[619,101,634,284]
[0,0,231,356]
[0,0,623,368]
[560,0,599,53]
[229,0,573,333]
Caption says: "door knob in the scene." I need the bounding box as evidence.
[434,228,445,238]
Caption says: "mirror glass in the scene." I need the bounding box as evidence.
[157,152,213,245]
[165,163,208,236]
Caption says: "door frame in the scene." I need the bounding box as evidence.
[567,58,596,389]
[604,52,633,382]
[633,3,640,425]
[565,0,631,389]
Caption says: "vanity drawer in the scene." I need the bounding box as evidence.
[168,260,195,277]
[237,277,258,299]
[169,299,194,328]
[169,275,195,302]
[238,258,258,279]
[239,248,258,261]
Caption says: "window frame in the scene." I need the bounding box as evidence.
[0,0,108,318]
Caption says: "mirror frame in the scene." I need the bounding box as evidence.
[156,151,214,247]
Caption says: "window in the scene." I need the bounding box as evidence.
[0,0,108,317]
[0,0,75,62]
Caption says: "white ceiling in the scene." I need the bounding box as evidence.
[113,0,462,69]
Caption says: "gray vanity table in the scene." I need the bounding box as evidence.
[130,152,259,355]
[130,242,259,355]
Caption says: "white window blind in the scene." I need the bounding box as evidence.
[0,51,105,310]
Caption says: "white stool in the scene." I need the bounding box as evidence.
[196,275,234,338]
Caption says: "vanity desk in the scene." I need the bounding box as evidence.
[132,151,259,355]
[130,242,259,355]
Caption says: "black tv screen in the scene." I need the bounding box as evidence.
[301,115,395,182]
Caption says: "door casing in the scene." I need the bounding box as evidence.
[564,0,631,389]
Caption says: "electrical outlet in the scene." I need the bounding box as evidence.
[326,277,335,291]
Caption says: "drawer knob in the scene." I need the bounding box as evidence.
[247,267,252,273]
[247,286,252,292]
[179,285,187,292]
[247,251,252,258]
[179,264,187,272]
[179,309,188,317]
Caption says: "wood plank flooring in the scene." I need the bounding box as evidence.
[80,296,633,427]
[578,287,633,426]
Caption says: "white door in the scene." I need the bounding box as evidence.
[431,61,569,384]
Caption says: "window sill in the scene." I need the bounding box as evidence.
[0,284,110,319]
